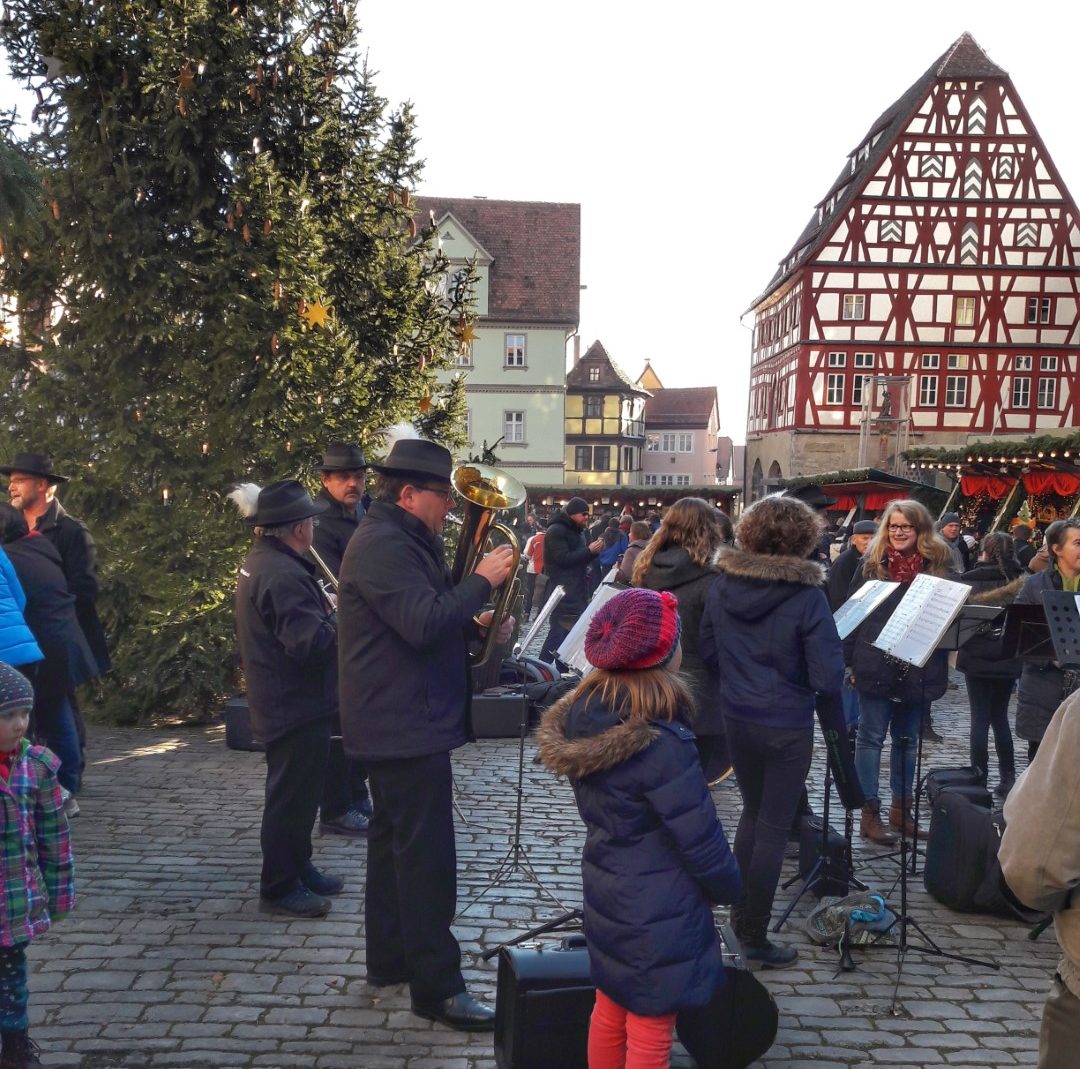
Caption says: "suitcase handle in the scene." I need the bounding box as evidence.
[560,934,587,952]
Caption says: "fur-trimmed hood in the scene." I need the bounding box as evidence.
[537,690,659,780]
[716,547,825,587]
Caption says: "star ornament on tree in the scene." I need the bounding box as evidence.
[299,299,332,329]
[177,61,195,91]
[456,320,478,349]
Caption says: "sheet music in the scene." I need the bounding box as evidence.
[872,573,971,668]
[516,585,566,655]
[833,580,900,640]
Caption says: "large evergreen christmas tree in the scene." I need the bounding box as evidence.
[0,0,472,721]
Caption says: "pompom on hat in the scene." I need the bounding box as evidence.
[585,589,682,671]
[0,662,33,716]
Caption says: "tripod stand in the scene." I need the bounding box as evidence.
[456,656,568,918]
[773,753,867,933]
[872,732,999,1013]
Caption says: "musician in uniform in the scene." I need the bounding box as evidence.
[311,442,372,835]
[233,480,345,918]
[338,438,514,1031]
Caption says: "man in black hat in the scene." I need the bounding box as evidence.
[234,480,345,919]
[2,452,109,679]
[828,519,877,612]
[311,442,372,836]
[539,496,604,663]
[337,438,515,1031]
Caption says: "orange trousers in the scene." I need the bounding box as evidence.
[588,988,676,1069]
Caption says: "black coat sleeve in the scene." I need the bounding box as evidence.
[256,571,337,665]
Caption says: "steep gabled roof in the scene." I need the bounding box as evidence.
[644,386,718,429]
[414,196,580,325]
[566,341,650,395]
[748,32,1007,311]
[636,360,665,390]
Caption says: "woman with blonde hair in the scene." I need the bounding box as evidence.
[846,499,957,844]
[633,498,729,775]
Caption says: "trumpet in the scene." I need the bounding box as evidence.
[307,545,339,592]
[449,462,526,667]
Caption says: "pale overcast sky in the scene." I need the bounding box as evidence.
[4,1,1079,443]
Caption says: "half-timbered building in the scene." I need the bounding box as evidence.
[745,33,1080,500]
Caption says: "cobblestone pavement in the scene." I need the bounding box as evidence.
[33,672,1055,1068]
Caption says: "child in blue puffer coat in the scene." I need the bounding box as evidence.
[538,588,741,1069]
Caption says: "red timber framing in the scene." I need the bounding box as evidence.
[746,33,1080,461]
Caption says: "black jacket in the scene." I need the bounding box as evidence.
[34,499,110,675]
[537,691,741,1016]
[638,547,722,735]
[234,537,337,745]
[828,545,864,612]
[955,562,1023,679]
[1015,567,1072,743]
[338,500,490,761]
[2,536,97,696]
[311,488,364,579]
[543,510,595,617]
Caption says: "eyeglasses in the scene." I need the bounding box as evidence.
[416,486,455,503]
[887,524,915,533]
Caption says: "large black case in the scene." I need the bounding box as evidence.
[924,765,992,808]
[221,695,264,752]
[494,935,593,1069]
[797,814,850,898]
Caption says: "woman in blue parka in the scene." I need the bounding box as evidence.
[0,543,42,670]
[538,587,740,1069]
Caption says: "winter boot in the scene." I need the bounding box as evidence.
[739,920,798,969]
[889,800,925,841]
[860,800,897,845]
[0,1029,45,1069]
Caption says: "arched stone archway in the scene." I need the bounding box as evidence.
[751,459,764,502]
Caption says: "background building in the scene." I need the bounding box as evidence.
[418,196,579,485]
[640,378,723,488]
[744,33,1080,500]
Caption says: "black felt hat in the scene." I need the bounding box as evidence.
[246,480,328,527]
[370,439,452,482]
[0,451,70,484]
[316,442,367,472]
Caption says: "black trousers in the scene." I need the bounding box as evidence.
[964,674,1016,783]
[364,752,464,1002]
[321,733,369,821]
[260,719,332,899]
[726,719,814,933]
[540,611,579,663]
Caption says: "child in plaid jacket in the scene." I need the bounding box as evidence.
[0,663,75,1069]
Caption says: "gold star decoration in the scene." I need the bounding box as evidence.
[418,396,433,414]
[300,299,332,329]
[456,321,478,346]
[177,62,195,92]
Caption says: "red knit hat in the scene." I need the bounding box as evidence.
[585,589,682,671]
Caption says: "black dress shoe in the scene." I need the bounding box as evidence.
[411,991,496,1032]
[258,886,331,918]
[301,866,344,896]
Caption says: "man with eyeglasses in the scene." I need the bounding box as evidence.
[233,480,345,919]
[311,442,372,837]
[337,438,515,1032]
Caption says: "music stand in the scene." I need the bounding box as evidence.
[457,591,569,918]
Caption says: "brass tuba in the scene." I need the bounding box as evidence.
[449,462,526,666]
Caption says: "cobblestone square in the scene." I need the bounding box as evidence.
[35,673,1055,1068]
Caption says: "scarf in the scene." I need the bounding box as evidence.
[884,546,925,584]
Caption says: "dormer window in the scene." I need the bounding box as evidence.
[588,366,600,382]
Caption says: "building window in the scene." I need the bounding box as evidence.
[945,375,968,407]
[574,446,591,470]
[584,396,603,418]
[842,294,865,321]
[1027,297,1052,325]
[622,446,635,472]
[921,353,939,369]
[826,373,845,405]
[659,432,693,453]
[1038,378,1057,409]
[504,334,526,367]
[594,446,610,470]
[919,375,938,407]
[947,354,969,370]
[1011,377,1030,408]
[645,434,659,452]
[588,366,600,382]
[852,375,869,405]
[827,352,846,367]
[643,474,658,486]
[504,410,525,442]
[1015,355,1033,371]
[955,297,976,326]
[454,346,473,368]
[675,475,690,486]
[1040,355,1059,371]
[854,352,874,368]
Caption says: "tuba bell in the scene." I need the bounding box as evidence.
[450,462,526,667]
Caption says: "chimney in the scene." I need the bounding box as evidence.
[574,335,581,364]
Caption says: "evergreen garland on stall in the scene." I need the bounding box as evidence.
[0,0,474,722]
